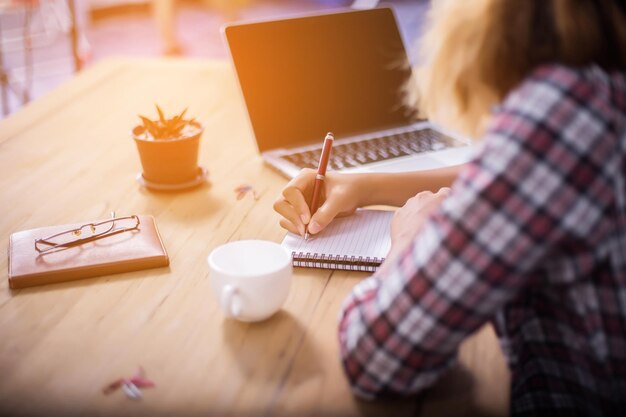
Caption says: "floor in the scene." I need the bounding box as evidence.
[0,0,428,117]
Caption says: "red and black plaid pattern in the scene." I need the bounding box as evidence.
[338,64,626,416]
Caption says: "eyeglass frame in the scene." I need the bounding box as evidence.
[34,214,141,254]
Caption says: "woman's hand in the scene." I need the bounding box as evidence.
[390,187,450,252]
[273,169,365,236]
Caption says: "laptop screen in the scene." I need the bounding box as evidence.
[224,7,416,152]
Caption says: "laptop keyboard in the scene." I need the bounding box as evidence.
[280,128,462,171]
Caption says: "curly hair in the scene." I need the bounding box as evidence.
[409,0,626,137]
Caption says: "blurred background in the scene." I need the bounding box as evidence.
[0,0,428,117]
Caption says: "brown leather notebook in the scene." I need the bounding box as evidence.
[8,215,169,289]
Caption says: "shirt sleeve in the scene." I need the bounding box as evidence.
[337,67,616,398]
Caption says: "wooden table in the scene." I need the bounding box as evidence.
[0,59,510,417]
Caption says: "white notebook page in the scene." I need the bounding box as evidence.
[281,209,393,259]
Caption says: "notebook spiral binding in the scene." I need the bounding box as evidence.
[291,251,384,272]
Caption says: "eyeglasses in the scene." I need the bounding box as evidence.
[35,213,141,254]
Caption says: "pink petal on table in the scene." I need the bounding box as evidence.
[103,367,155,395]
[234,184,251,192]
[122,382,142,400]
[234,183,261,201]
[130,376,156,388]
[103,378,126,394]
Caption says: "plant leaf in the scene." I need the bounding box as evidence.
[139,106,195,140]
[156,105,165,123]
[140,116,156,131]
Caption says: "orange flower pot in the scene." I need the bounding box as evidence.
[133,122,203,185]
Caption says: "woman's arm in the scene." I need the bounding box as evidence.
[357,165,463,207]
[274,165,464,237]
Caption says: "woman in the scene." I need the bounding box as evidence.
[274,1,626,415]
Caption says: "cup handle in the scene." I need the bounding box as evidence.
[220,285,242,318]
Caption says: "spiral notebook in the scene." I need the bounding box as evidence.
[281,209,393,272]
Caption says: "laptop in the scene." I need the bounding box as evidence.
[223,7,475,178]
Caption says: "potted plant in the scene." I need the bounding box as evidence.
[133,105,204,186]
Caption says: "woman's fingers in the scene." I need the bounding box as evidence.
[437,187,451,196]
[284,168,316,194]
[273,199,306,235]
[410,187,449,205]
[282,186,311,225]
[279,218,301,236]
[308,195,344,235]
[275,169,356,237]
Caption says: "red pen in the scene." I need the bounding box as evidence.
[305,132,334,240]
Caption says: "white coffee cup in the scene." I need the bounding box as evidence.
[208,240,292,322]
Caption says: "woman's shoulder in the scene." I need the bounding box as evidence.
[521,63,624,89]
[489,64,624,145]
[500,63,625,117]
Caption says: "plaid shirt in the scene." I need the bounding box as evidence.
[338,64,626,416]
